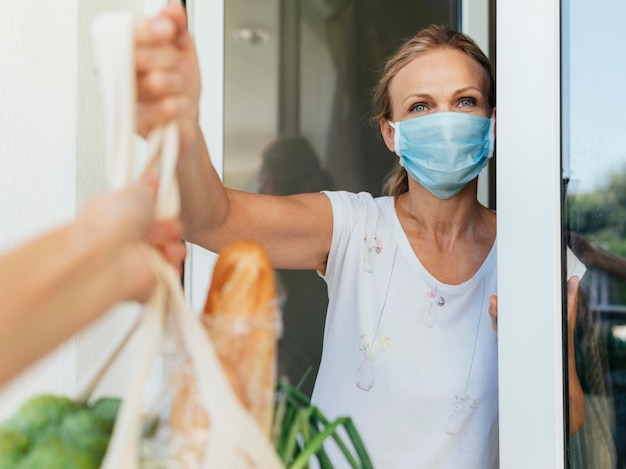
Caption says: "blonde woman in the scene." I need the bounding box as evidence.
[152,5,583,467]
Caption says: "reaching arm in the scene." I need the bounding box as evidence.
[0,183,185,387]
[139,6,333,271]
[177,133,333,271]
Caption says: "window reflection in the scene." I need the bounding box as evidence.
[224,0,459,397]
[563,0,626,466]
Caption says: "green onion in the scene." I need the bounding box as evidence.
[273,379,373,469]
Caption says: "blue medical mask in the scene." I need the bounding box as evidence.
[389,112,495,199]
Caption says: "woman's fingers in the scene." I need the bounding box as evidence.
[137,69,184,101]
[136,46,180,73]
[134,17,176,46]
[137,96,188,137]
[488,295,498,336]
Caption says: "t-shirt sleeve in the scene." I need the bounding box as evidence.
[319,191,374,289]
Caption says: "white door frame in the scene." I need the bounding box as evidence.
[497,0,565,467]
[185,0,224,312]
[462,0,492,207]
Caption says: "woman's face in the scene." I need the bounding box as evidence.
[381,47,491,152]
[391,47,490,120]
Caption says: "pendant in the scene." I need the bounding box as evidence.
[422,290,445,326]
[355,351,376,391]
[363,235,382,273]
[445,393,479,435]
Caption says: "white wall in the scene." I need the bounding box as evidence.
[0,0,146,418]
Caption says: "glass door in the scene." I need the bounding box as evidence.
[219,0,460,397]
[563,0,626,467]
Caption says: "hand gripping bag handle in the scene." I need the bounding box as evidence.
[91,10,284,469]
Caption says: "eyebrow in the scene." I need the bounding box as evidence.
[402,86,484,103]
[452,86,483,95]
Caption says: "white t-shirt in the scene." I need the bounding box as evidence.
[312,191,498,469]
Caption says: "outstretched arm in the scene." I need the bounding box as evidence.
[0,182,185,387]
[137,6,333,272]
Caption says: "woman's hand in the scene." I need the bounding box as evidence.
[488,295,497,336]
[487,281,585,434]
[134,5,202,160]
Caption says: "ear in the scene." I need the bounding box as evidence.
[380,118,396,153]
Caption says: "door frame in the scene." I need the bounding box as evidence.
[497,0,565,467]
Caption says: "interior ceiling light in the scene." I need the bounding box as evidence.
[233,27,271,45]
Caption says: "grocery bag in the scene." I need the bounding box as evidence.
[89,10,284,468]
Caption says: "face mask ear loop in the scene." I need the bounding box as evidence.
[487,115,496,159]
[389,121,401,157]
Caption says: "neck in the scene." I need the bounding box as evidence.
[395,181,485,243]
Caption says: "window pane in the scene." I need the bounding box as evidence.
[563,0,626,466]
[224,0,458,396]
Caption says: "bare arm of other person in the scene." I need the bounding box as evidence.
[0,12,196,386]
[0,181,185,387]
[144,6,333,272]
[488,276,585,435]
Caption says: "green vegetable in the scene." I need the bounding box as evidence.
[273,377,373,469]
[0,429,29,469]
[0,394,121,469]
[15,436,95,469]
[89,397,121,434]
[0,395,79,437]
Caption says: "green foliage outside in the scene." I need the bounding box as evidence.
[565,167,626,258]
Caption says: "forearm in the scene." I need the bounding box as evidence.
[177,129,230,249]
[0,218,151,386]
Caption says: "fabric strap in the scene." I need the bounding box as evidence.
[90,10,283,468]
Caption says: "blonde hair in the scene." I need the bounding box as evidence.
[372,25,495,197]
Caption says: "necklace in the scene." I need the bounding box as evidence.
[355,245,399,391]
[423,285,445,326]
[355,241,487,423]
[445,280,486,436]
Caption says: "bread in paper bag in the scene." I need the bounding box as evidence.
[171,240,280,439]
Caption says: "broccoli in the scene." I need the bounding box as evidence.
[89,396,121,433]
[0,429,30,469]
[58,408,110,460]
[1,395,79,438]
[0,394,122,468]
[14,436,96,469]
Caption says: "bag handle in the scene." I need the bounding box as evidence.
[91,9,284,468]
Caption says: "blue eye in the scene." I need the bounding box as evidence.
[459,98,475,108]
[411,103,427,113]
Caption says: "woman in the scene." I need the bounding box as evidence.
[154,6,581,467]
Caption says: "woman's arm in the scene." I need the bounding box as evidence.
[141,6,334,271]
[0,183,185,387]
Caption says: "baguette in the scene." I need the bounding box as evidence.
[203,240,279,436]
[170,240,279,440]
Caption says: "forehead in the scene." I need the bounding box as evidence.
[389,47,486,100]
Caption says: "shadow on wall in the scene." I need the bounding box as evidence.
[259,136,335,397]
